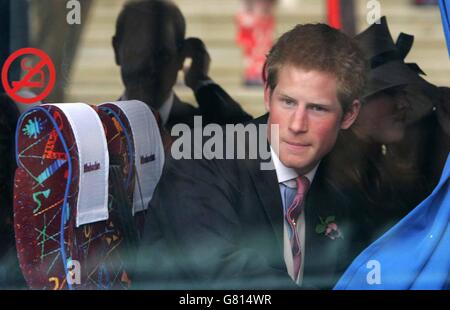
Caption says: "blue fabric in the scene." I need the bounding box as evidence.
[334,154,450,290]
[440,0,450,56]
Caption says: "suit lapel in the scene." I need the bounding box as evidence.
[245,158,285,256]
[243,114,285,258]
[303,165,349,288]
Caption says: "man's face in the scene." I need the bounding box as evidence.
[265,66,356,174]
[116,18,182,108]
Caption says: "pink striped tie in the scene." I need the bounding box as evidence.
[286,176,310,280]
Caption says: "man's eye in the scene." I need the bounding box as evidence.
[310,105,328,112]
[282,99,295,106]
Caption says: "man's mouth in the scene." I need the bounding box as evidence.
[283,140,311,151]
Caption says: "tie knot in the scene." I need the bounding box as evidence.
[285,175,310,227]
[295,175,310,196]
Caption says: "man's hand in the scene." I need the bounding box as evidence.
[183,37,211,91]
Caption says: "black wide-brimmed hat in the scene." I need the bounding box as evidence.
[354,16,398,62]
[354,16,434,98]
[363,61,429,98]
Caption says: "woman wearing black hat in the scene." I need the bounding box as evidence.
[322,17,450,243]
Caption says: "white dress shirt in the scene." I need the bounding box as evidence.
[270,147,319,285]
[157,91,174,127]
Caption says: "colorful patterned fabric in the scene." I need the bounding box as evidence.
[94,106,139,261]
[99,101,165,239]
[14,104,131,289]
[97,105,135,208]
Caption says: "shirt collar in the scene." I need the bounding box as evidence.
[158,92,174,126]
[270,146,319,186]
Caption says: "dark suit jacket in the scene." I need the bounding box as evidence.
[0,95,19,249]
[135,115,366,289]
[0,94,25,288]
[165,83,253,131]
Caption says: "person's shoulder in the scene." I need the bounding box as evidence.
[174,96,198,114]
[166,95,199,128]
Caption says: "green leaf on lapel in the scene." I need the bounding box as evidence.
[315,224,326,234]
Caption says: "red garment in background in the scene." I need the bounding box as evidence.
[327,0,342,29]
[236,9,275,84]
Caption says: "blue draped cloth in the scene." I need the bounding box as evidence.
[440,0,450,56]
[334,154,450,290]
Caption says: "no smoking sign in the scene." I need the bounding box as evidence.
[1,48,56,104]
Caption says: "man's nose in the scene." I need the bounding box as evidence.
[288,107,308,133]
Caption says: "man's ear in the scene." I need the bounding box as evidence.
[341,99,361,129]
[112,36,121,66]
[264,85,272,112]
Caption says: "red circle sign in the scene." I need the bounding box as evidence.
[1,48,56,104]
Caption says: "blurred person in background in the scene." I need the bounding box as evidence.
[113,0,252,133]
[236,0,277,86]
